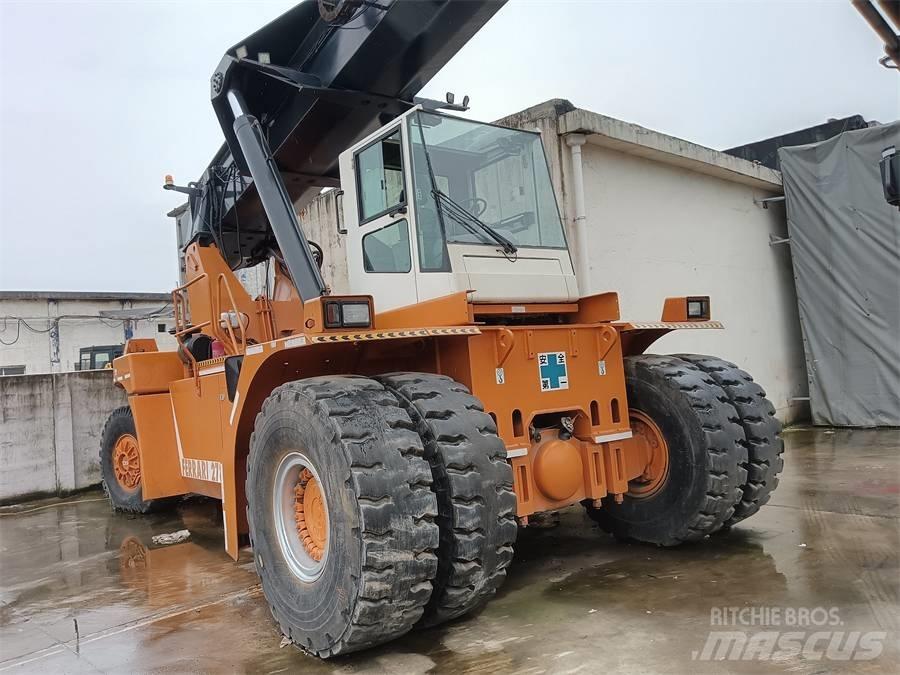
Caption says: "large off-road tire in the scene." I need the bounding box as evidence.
[246,376,439,658]
[379,373,517,627]
[585,355,748,545]
[100,406,173,514]
[674,354,783,526]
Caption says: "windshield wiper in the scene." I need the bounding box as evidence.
[432,189,518,256]
[414,114,518,257]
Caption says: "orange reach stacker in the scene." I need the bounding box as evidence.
[102,0,784,657]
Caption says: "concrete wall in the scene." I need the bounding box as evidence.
[572,142,806,420]
[0,371,125,503]
[0,298,177,375]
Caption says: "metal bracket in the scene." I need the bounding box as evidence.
[413,96,470,113]
[235,58,414,114]
[755,195,785,209]
[163,182,201,197]
[769,233,791,247]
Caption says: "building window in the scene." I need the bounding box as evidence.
[0,365,25,376]
[77,345,124,370]
[158,323,167,333]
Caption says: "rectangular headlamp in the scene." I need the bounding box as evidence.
[324,300,372,329]
[686,296,710,320]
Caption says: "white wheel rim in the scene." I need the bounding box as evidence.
[272,451,329,582]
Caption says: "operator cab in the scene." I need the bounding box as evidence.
[339,109,579,311]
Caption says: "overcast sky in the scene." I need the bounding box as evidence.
[0,0,896,293]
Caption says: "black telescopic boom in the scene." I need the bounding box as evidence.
[230,91,327,301]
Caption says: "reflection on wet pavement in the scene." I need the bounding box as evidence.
[0,428,897,673]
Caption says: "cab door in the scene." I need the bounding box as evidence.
[342,124,418,311]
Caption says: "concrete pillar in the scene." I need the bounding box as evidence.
[48,299,61,373]
[52,374,76,493]
[565,134,590,294]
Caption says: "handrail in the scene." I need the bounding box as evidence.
[174,320,211,338]
[172,272,211,393]
[215,273,249,355]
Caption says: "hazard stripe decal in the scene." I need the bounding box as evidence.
[309,326,480,343]
[626,321,724,330]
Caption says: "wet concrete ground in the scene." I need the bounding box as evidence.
[1,427,897,674]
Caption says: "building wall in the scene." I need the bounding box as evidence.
[0,371,125,503]
[300,189,350,295]
[571,143,806,420]
[0,298,177,375]
[228,190,348,300]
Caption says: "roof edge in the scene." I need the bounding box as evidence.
[558,108,782,191]
[0,291,172,302]
[494,98,576,127]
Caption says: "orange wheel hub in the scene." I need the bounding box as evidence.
[294,468,327,561]
[627,410,670,499]
[113,434,142,491]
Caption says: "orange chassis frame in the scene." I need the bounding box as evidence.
[113,243,722,559]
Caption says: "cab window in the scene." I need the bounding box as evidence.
[362,220,411,273]
[356,129,405,222]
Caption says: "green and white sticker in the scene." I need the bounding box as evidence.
[538,351,568,391]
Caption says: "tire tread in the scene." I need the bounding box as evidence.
[379,373,517,627]
[673,354,784,525]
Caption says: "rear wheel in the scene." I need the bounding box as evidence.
[673,354,783,526]
[100,406,172,513]
[246,376,439,657]
[379,373,517,627]
[585,355,747,545]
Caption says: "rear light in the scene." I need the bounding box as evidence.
[324,300,372,329]
[325,301,342,328]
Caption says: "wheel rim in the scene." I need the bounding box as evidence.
[113,434,142,491]
[273,452,329,581]
[627,410,670,499]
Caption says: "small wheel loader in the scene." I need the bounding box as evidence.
[101,0,784,657]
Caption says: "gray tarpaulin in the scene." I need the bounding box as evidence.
[779,122,900,427]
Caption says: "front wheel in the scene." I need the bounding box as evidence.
[585,355,748,545]
[246,376,439,658]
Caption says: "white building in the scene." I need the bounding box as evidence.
[0,291,177,375]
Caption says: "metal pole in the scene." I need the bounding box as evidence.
[852,0,900,66]
[877,0,900,29]
[565,134,590,295]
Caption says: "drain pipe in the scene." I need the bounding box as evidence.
[565,133,590,293]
